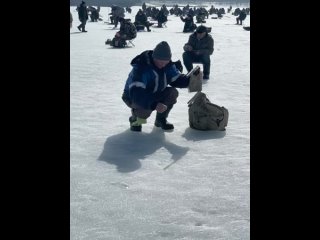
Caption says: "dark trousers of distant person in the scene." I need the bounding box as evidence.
[141,22,151,31]
[114,16,121,28]
[157,20,166,28]
[78,20,87,32]
[182,52,211,77]
[236,17,243,25]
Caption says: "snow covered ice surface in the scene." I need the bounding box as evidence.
[70,5,250,240]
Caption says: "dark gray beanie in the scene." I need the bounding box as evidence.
[152,41,172,61]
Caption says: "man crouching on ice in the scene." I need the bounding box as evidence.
[122,41,192,132]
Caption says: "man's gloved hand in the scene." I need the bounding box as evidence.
[131,117,147,126]
[183,44,193,51]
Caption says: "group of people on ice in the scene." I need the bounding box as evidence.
[70,1,248,132]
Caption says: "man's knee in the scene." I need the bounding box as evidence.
[132,107,152,119]
[169,87,179,99]
[122,92,132,108]
[165,88,179,105]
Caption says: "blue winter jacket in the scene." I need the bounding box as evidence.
[124,50,190,110]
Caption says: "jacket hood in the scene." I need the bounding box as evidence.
[130,50,153,67]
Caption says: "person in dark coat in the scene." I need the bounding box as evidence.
[134,9,151,32]
[89,7,99,22]
[142,2,147,12]
[236,9,247,25]
[109,18,137,48]
[77,1,88,32]
[180,14,196,33]
[122,41,191,132]
[182,25,214,80]
[156,8,167,27]
[110,5,125,28]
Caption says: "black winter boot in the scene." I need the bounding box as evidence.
[155,118,174,130]
[129,116,142,132]
[154,105,174,130]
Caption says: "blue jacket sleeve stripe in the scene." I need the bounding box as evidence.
[162,74,167,91]
[152,70,159,93]
[129,82,146,89]
[171,73,182,83]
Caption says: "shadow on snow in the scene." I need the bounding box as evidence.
[182,127,226,141]
[98,127,190,172]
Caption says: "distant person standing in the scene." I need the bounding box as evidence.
[180,13,196,33]
[142,2,147,12]
[77,1,88,32]
[110,5,125,28]
[236,9,247,25]
[70,12,73,29]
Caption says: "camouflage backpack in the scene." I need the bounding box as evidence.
[187,92,229,131]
